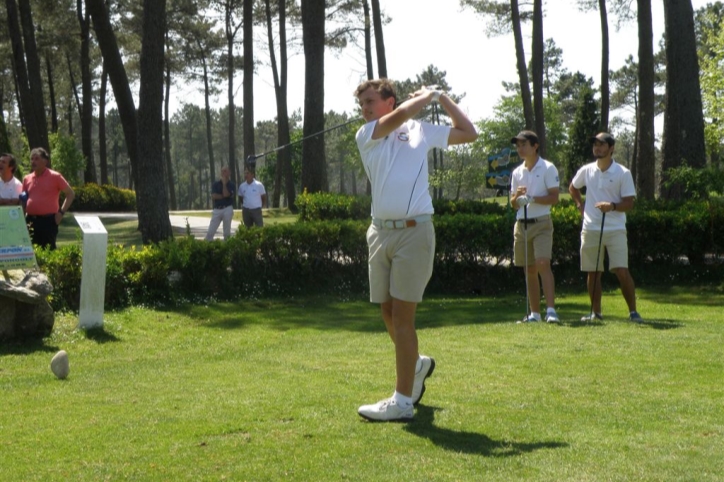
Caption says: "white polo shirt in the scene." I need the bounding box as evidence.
[510,157,560,220]
[238,179,266,209]
[0,175,22,201]
[356,119,450,220]
[571,159,636,232]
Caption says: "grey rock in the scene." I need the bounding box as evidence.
[51,350,70,379]
[0,270,55,341]
[0,297,17,339]
[0,270,53,304]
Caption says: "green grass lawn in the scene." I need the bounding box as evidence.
[1,288,722,481]
[57,217,144,247]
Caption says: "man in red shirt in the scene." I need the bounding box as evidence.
[22,147,75,250]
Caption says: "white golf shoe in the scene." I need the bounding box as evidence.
[358,397,414,422]
[411,356,436,406]
[545,311,560,323]
[580,313,604,322]
[517,313,541,323]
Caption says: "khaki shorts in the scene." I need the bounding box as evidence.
[513,217,553,267]
[580,229,628,272]
[367,221,435,303]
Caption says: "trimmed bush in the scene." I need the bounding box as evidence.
[296,190,372,221]
[71,183,136,212]
[36,198,724,312]
[295,191,508,221]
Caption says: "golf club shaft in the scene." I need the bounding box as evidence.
[247,117,362,163]
[589,212,606,319]
[524,205,530,319]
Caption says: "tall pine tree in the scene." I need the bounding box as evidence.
[562,85,600,184]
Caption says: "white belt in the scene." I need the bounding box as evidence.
[371,214,432,229]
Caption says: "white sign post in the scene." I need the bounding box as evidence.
[76,216,108,329]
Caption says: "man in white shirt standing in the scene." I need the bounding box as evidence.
[237,168,267,228]
[0,153,22,206]
[510,131,560,323]
[569,132,643,323]
[354,79,478,422]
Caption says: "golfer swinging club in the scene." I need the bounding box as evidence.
[569,132,644,323]
[510,130,560,323]
[354,79,477,422]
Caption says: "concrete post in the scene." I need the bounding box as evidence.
[75,216,108,329]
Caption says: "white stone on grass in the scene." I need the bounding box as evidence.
[50,350,70,379]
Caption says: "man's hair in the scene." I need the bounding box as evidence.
[354,78,397,105]
[1,153,16,173]
[510,130,540,153]
[30,147,51,167]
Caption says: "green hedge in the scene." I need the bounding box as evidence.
[36,197,724,312]
[69,183,137,212]
[295,191,507,221]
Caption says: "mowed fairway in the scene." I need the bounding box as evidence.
[1,287,722,481]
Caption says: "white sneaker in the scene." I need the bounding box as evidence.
[545,311,560,323]
[411,356,435,406]
[580,313,603,322]
[358,398,414,422]
[517,314,541,323]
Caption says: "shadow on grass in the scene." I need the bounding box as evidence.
[404,405,568,456]
[164,295,531,334]
[564,316,682,330]
[635,319,684,330]
[83,327,121,343]
[0,339,59,356]
[158,291,692,334]
[640,286,724,307]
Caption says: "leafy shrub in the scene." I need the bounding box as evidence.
[35,199,724,311]
[71,184,136,212]
[49,133,85,187]
[296,192,507,221]
[296,191,371,221]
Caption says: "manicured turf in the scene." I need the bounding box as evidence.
[1,287,722,481]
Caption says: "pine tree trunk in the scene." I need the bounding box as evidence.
[136,0,172,242]
[660,0,707,200]
[18,0,49,151]
[511,0,534,129]
[243,0,255,172]
[99,68,109,185]
[599,0,610,131]
[370,0,386,78]
[635,0,656,200]
[86,0,139,188]
[301,0,327,193]
[532,0,546,156]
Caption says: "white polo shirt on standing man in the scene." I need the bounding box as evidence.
[238,179,266,209]
[0,175,22,202]
[510,157,559,220]
[357,118,450,220]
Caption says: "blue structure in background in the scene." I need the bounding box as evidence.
[485,147,521,196]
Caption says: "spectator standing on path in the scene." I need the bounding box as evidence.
[22,148,75,250]
[569,132,644,323]
[0,153,22,205]
[205,166,235,241]
[238,168,266,228]
[354,79,478,422]
[509,130,561,323]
